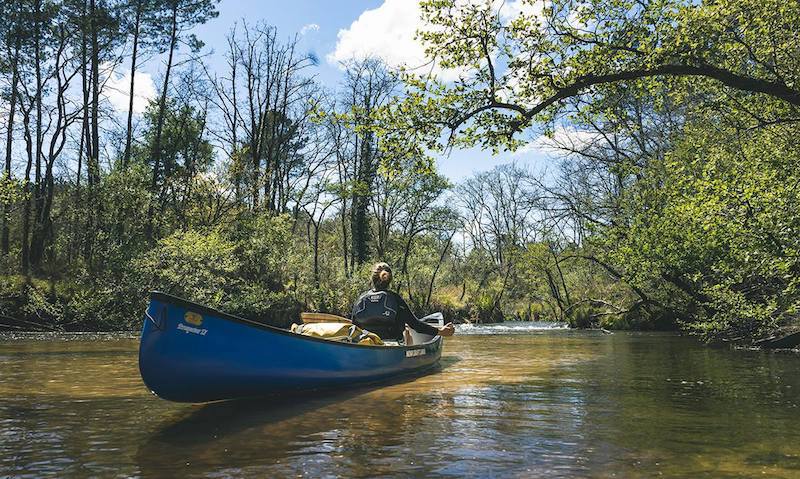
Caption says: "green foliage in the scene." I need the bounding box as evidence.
[137,230,240,306]
[94,163,153,259]
[0,277,62,330]
[128,214,305,326]
[381,0,800,161]
[607,121,800,340]
[373,0,800,342]
[567,305,593,329]
[0,173,25,212]
[64,285,141,331]
[469,292,504,323]
[224,214,304,324]
[233,214,297,287]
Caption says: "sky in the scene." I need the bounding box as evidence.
[125,0,555,182]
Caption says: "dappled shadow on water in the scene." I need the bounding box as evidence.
[143,363,451,442]
[135,361,461,478]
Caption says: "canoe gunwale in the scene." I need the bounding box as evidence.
[148,291,442,351]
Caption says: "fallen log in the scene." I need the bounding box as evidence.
[755,331,800,349]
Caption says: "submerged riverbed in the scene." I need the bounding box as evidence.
[3,325,800,478]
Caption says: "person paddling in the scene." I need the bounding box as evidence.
[351,262,455,344]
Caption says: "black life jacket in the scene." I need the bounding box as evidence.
[351,290,403,340]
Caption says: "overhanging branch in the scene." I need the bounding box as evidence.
[449,63,800,134]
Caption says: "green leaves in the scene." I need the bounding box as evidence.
[375,0,800,340]
[602,117,800,340]
[0,173,26,213]
[382,0,800,156]
[137,230,240,307]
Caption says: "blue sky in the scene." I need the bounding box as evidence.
[183,0,553,181]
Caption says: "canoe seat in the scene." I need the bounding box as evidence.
[300,312,351,324]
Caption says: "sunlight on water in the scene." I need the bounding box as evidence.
[456,320,569,334]
[2,328,800,478]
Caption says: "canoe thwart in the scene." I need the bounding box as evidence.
[300,312,352,324]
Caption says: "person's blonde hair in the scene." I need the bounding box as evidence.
[371,262,392,290]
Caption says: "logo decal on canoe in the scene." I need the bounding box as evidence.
[184,311,203,326]
[177,323,208,336]
[405,349,426,358]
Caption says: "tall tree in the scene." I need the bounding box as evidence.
[338,58,397,268]
[71,0,119,268]
[0,1,28,256]
[205,21,316,212]
[147,0,218,240]
[121,0,163,168]
[457,165,542,309]
[372,168,452,300]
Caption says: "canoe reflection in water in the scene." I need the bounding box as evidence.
[136,358,459,478]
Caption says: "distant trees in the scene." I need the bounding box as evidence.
[0,0,26,257]
[207,22,318,213]
[0,0,220,273]
[146,0,218,239]
[372,166,452,299]
[327,59,399,272]
[455,165,543,319]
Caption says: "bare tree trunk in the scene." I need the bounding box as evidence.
[21,105,33,276]
[70,115,85,265]
[310,217,321,288]
[123,4,142,168]
[544,268,566,320]
[2,37,21,256]
[81,2,93,263]
[550,245,572,308]
[147,5,178,240]
[425,231,455,309]
[340,198,350,277]
[84,0,102,269]
[29,0,44,271]
[246,43,260,210]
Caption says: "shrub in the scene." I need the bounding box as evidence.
[136,230,241,307]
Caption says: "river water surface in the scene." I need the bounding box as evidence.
[3,324,800,478]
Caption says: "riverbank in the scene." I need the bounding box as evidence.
[14,273,795,349]
[0,275,563,333]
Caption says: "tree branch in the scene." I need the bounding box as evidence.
[449,63,800,136]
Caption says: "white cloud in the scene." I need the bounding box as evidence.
[329,0,546,81]
[500,0,547,21]
[101,62,157,114]
[328,0,429,72]
[300,23,320,35]
[496,68,544,108]
[517,126,601,156]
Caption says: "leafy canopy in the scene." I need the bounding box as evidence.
[380,0,800,158]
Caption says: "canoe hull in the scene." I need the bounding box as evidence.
[138,292,443,403]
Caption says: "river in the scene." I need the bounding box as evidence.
[2,324,800,478]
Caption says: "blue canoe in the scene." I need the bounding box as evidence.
[138,292,444,403]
